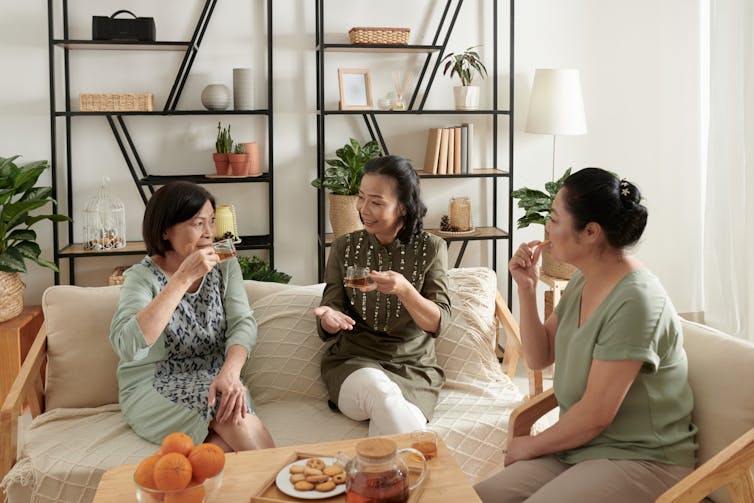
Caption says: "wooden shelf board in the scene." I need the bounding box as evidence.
[322,43,442,53]
[417,169,509,178]
[323,227,508,246]
[54,39,191,51]
[59,236,273,257]
[55,109,270,117]
[322,109,510,115]
[139,174,270,185]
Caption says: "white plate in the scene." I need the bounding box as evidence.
[274,457,346,500]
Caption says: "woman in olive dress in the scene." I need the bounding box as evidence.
[313,155,451,436]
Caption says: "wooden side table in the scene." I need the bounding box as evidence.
[0,305,44,407]
[540,274,569,319]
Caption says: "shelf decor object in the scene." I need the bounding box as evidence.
[442,46,488,111]
[82,178,126,251]
[92,10,156,42]
[215,204,241,243]
[338,68,373,110]
[525,68,587,181]
[201,83,231,111]
[233,67,254,110]
[79,93,154,112]
[348,27,410,45]
[449,196,472,232]
[240,141,261,176]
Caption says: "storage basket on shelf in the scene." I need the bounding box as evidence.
[348,27,410,45]
[82,178,126,251]
[79,93,154,112]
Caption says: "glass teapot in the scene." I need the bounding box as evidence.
[337,437,427,503]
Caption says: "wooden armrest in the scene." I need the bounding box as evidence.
[509,388,557,439]
[0,321,47,485]
[656,426,754,503]
[495,291,544,397]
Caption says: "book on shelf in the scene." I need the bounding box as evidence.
[453,126,462,174]
[465,122,474,172]
[446,127,455,175]
[460,124,468,173]
[423,127,442,174]
[437,128,450,175]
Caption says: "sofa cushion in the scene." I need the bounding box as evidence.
[43,285,122,410]
[681,319,754,503]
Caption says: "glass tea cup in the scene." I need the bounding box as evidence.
[344,266,371,288]
[410,429,438,461]
[212,238,237,262]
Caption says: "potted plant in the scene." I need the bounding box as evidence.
[237,256,291,283]
[441,46,488,110]
[310,138,380,236]
[213,122,232,175]
[0,156,71,322]
[511,168,576,279]
[228,143,250,176]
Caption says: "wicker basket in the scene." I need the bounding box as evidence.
[107,265,131,286]
[349,27,410,45]
[0,272,25,323]
[328,193,363,237]
[80,93,154,112]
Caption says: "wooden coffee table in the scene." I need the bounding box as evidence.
[92,433,482,502]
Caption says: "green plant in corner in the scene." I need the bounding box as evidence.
[237,256,291,283]
[215,122,233,154]
[310,138,381,195]
[233,143,246,154]
[0,156,71,272]
[441,46,488,86]
[511,168,571,229]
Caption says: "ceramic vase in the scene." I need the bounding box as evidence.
[453,85,480,110]
[233,68,254,110]
[201,84,230,111]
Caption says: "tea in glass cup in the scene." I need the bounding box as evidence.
[212,238,237,261]
[410,429,438,461]
[344,266,371,288]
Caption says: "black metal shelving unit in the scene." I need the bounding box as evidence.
[47,0,274,284]
[314,0,515,303]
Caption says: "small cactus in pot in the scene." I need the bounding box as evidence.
[213,122,233,175]
[228,142,251,176]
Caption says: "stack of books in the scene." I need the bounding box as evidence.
[422,124,474,175]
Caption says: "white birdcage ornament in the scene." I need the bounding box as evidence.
[82,177,126,250]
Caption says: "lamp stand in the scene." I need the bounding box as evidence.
[551,134,558,181]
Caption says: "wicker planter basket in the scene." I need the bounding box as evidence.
[0,272,25,323]
[349,27,410,45]
[79,93,154,112]
[540,231,576,280]
[328,193,363,237]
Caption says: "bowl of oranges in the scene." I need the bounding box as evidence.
[134,432,225,503]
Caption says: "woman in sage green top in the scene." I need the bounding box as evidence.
[313,155,451,436]
[475,168,697,503]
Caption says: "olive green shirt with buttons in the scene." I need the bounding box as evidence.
[553,269,698,466]
[318,230,451,420]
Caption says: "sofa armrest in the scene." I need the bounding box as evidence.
[508,388,557,443]
[1,321,47,485]
[656,426,754,503]
[495,291,544,397]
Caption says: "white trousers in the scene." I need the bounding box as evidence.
[337,367,427,436]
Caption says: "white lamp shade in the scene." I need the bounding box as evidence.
[526,68,587,135]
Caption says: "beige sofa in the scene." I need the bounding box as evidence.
[1,267,532,503]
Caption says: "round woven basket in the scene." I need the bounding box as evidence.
[540,232,577,280]
[328,193,363,237]
[0,272,25,323]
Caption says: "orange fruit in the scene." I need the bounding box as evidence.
[134,454,161,489]
[188,443,225,482]
[153,453,192,491]
[160,432,195,457]
[164,483,205,503]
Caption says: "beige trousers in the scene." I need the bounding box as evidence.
[473,455,693,503]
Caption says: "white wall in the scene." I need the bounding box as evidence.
[0,0,703,314]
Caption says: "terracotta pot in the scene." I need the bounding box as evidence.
[212,153,230,175]
[328,193,363,237]
[540,231,577,280]
[0,272,25,323]
[240,142,261,176]
[229,153,251,175]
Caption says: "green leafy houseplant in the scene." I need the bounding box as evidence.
[215,122,233,154]
[0,156,70,273]
[310,138,381,195]
[511,168,571,229]
[441,46,488,86]
[237,256,291,283]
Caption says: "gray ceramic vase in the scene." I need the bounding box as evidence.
[201,84,230,111]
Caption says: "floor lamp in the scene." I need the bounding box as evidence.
[525,68,587,181]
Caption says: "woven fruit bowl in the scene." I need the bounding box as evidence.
[135,467,223,503]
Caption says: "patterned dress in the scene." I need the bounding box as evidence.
[318,230,451,420]
[110,256,257,445]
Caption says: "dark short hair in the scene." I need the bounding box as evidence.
[363,155,427,244]
[561,167,648,249]
[142,181,216,256]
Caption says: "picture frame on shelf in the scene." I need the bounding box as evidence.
[338,68,372,110]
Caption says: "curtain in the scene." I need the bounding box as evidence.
[703,0,754,340]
